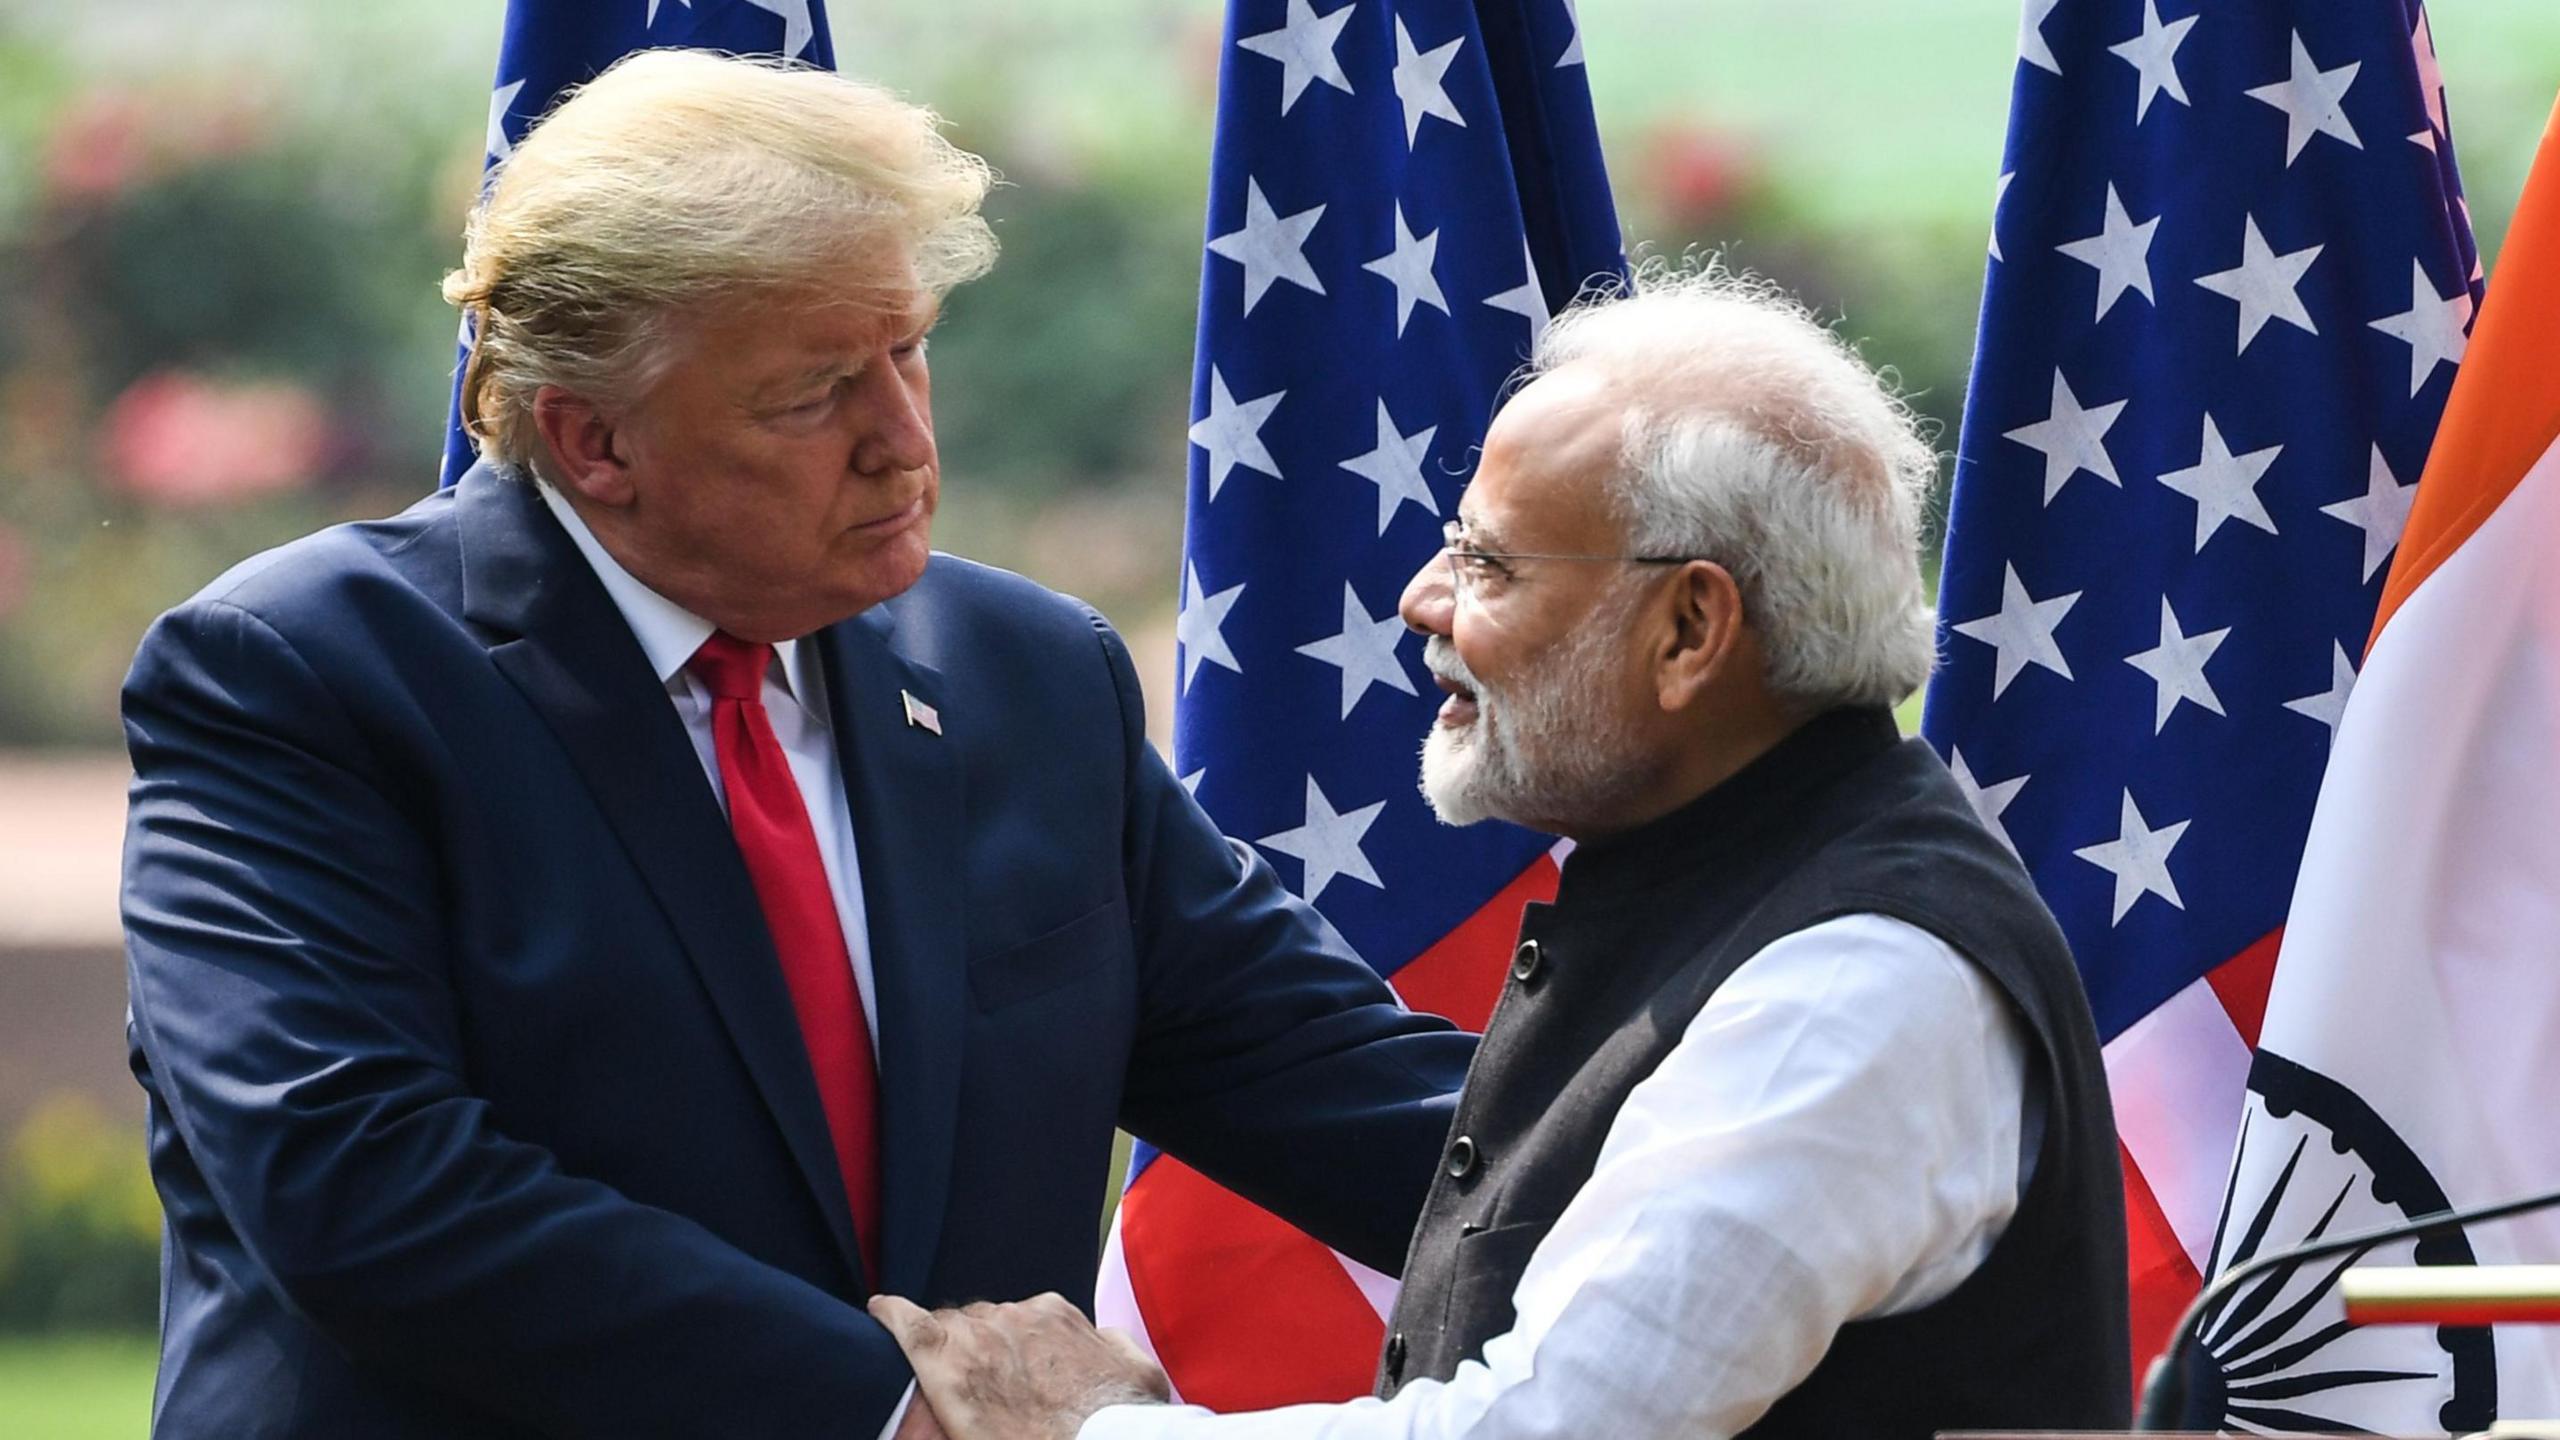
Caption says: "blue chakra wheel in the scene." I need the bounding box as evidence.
[2183,1050,2497,1434]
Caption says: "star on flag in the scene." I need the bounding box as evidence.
[1238,0,1356,116]
[1208,179,1328,317]
[1390,17,1467,145]
[1296,584,1420,720]
[1178,563,1246,694]
[2074,792,2191,925]
[1255,778,1387,904]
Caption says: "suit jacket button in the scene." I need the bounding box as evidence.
[1446,1134,1478,1179]
[1510,939,1544,986]
[1384,1332,1408,1380]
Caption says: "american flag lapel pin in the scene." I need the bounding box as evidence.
[901,689,942,736]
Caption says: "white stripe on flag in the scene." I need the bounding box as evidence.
[1096,1207,1182,1404]
[1330,1248,1399,1323]
[2102,973,2251,1271]
[2228,432,2560,1423]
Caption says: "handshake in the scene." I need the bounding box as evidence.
[870,1294,1175,1440]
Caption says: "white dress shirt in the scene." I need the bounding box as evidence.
[539,486,921,1439]
[1083,912,2033,1440]
[538,483,883,1046]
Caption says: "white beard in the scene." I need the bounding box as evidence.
[1418,594,1649,831]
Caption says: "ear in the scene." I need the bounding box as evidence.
[530,384,635,507]
[1654,561,1748,712]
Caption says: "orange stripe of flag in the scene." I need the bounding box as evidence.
[2376,96,2560,640]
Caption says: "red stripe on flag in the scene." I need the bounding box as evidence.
[1387,855,1561,1031]
[1112,854,1557,1410]
[2205,929,2283,1051]
[1118,1157,1386,1411]
[2122,1142,2203,1399]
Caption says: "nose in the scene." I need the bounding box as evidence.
[1400,550,1454,636]
[850,367,936,477]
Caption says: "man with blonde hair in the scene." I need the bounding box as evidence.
[871,271,2131,1440]
[120,51,1469,1439]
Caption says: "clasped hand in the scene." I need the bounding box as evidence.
[870,1292,1172,1440]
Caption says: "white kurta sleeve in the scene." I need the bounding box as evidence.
[1079,912,2031,1440]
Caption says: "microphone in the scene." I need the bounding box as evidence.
[2136,1183,2560,1431]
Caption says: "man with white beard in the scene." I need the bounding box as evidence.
[869,270,2132,1440]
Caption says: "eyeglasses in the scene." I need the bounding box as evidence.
[1436,520,1701,602]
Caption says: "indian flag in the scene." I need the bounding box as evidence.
[2191,98,2560,1434]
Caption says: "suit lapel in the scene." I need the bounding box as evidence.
[817,607,968,1299]
[456,464,867,1287]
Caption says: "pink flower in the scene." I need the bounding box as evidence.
[43,92,155,201]
[1641,123,1762,232]
[43,86,277,203]
[99,371,328,508]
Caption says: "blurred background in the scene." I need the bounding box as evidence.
[1,0,2555,1432]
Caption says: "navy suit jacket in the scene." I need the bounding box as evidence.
[120,463,1472,1438]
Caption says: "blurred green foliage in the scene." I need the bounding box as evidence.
[2,0,2557,752]
[77,149,451,401]
[0,17,483,743]
[933,173,1204,493]
[0,1095,161,1335]
[0,1333,157,1440]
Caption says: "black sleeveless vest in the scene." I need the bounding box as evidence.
[1376,708,2130,1438]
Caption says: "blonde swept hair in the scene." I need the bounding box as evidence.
[441,49,997,468]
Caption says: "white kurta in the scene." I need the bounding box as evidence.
[1085,912,2032,1440]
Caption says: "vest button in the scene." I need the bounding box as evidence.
[1510,939,1544,985]
[1445,1134,1478,1179]
[1384,1331,1408,1380]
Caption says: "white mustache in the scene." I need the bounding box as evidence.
[1424,636,1480,694]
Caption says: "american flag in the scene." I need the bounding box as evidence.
[1096,0,1622,1412]
[439,0,835,487]
[1922,0,2478,1396]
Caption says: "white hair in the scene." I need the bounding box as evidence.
[1528,262,1939,711]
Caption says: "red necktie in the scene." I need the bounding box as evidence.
[688,631,881,1283]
